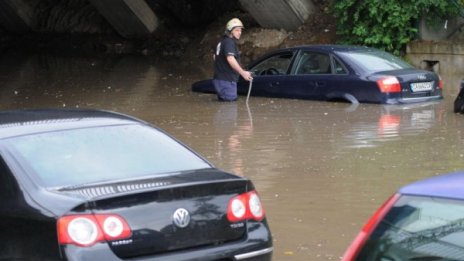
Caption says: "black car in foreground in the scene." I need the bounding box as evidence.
[0,109,272,260]
[192,45,443,104]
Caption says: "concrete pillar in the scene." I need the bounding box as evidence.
[239,0,316,31]
[88,0,158,38]
[0,0,36,33]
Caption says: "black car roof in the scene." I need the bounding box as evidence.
[0,108,142,139]
[255,44,377,59]
[291,44,375,52]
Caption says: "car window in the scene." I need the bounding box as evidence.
[5,124,211,187]
[334,58,347,74]
[295,52,331,75]
[250,52,293,76]
[356,195,464,260]
[337,49,414,73]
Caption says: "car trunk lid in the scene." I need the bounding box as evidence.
[58,169,250,258]
[375,69,441,99]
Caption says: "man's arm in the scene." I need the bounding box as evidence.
[227,55,252,81]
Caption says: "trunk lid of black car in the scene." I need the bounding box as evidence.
[377,69,441,99]
[59,169,249,258]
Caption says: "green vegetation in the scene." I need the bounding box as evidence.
[332,0,464,55]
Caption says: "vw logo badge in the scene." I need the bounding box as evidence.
[172,208,190,228]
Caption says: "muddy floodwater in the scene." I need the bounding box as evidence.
[1,52,464,260]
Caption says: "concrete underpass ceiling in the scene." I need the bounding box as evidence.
[0,0,318,38]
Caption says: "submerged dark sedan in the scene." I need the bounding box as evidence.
[192,45,443,104]
[0,109,272,260]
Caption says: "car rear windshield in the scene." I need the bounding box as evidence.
[356,195,464,260]
[337,49,413,73]
[5,124,211,187]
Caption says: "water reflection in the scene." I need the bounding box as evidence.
[212,102,254,176]
[342,102,445,148]
[0,53,159,110]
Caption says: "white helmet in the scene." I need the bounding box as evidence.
[226,18,244,32]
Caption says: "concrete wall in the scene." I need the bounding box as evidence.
[406,41,464,75]
[418,16,464,41]
[406,41,464,94]
[239,0,316,31]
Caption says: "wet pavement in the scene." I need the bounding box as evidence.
[1,52,464,260]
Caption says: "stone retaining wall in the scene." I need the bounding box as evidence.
[406,41,464,76]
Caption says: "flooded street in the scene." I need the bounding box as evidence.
[1,52,464,260]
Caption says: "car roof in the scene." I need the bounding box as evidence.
[399,171,464,200]
[0,108,142,139]
[281,44,376,53]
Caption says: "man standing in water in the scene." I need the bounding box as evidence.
[213,18,253,101]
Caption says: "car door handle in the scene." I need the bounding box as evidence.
[315,81,325,87]
[270,82,280,87]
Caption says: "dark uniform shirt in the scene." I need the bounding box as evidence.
[213,36,240,82]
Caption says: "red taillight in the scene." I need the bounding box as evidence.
[227,190,265,222]
[377,76,401,93]
[57,214,131,247]
[341,193,400,261]
[438,75,444,89]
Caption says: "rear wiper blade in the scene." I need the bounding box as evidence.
[55,180,113,191]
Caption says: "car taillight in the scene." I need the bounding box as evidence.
[438,75,444,89]
[227,190,265,222]
[377,76,401,93]
[57,214,131,247]
[341,193,400,261]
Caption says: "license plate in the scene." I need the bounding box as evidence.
[410,81,433,92]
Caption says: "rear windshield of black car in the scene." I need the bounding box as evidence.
[337,49,414,73]
[356,195,464,260]
[4,124,211,187]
